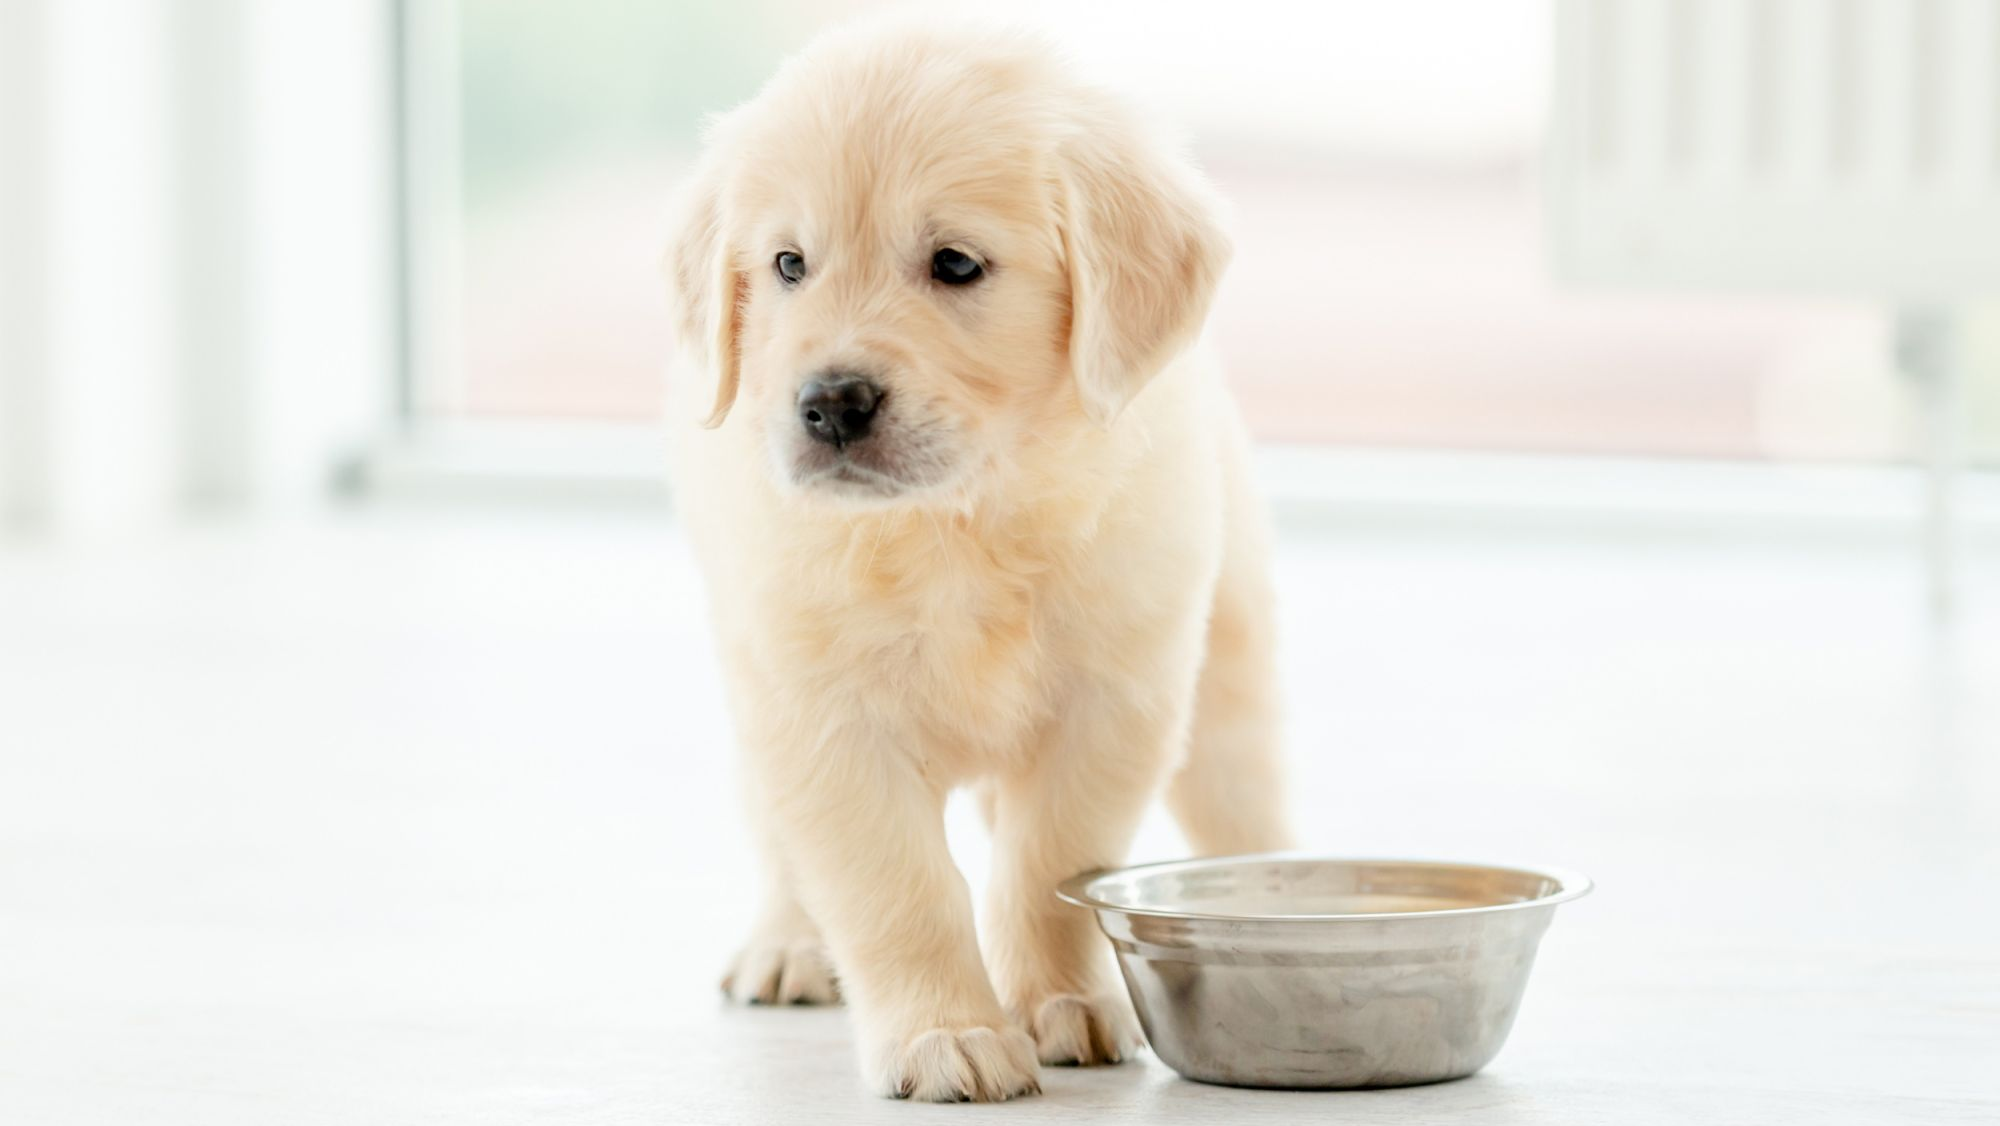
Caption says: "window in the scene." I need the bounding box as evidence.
[407,0,1998,465]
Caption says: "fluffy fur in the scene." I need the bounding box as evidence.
[665,22,1291,1103]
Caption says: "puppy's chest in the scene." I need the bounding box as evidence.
[774,528,1072,760]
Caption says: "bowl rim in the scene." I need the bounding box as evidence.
[1055,852,1594,923]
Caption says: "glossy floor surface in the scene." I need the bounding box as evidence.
[2,498,1995,1124]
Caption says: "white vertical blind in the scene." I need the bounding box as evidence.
[0,0,395,537]
[242,3,397,512]
[45,0,178,534]
[0,0,51,531]
[1550,0,2000,295]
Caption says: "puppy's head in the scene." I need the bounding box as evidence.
[667,24,1229,506]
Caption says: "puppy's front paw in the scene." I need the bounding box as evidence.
[721,937,839,1006]
[1019,992,1140,1066]
[877,1025,1041,1102]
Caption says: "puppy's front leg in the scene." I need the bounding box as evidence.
[984,691,1179,1065]
[759,737,1039,1102]
[721,804,837,1006]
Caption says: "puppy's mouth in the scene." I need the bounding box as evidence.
[801,458,910,499]
[779,411,958,503]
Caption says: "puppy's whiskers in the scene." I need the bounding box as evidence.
[860,507,894,577]
[924,509,952,579]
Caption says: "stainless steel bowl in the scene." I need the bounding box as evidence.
[1058,855,1591,1089]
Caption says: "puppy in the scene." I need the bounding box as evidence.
[664,22,1291,1102]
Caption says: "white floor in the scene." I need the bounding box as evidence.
[1,498,1996,1124]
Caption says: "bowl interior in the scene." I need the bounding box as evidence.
[1074,857,1582,919]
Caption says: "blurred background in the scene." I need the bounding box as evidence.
[2,2,1996,1123]
[5,0,2000,513]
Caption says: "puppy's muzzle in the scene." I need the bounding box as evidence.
[797,374,883,448]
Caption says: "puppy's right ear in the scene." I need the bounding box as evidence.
[665,152,746,429]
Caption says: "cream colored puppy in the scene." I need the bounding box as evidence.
[665,22,1291,1103]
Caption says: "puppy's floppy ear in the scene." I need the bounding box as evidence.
[1056,101,1232,427]
[665,150,747,429]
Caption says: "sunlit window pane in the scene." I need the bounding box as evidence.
[434,0,1993,464]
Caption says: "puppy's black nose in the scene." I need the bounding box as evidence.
[797,376,882,446]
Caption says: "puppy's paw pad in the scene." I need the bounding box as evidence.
[882,1026,1040,1102]
[720,939,839,1006]
[1028,992,1140,1066]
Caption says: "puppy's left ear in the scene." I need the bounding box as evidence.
[665,148,747,429]
[1057,102,1232,427]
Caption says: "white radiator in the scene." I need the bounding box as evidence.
[1549,0,2000,298]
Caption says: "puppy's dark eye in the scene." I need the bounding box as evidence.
[775,251,806,286]
[931,247,983,285]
